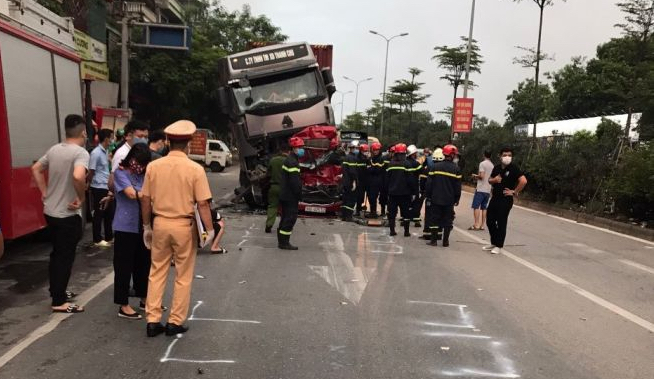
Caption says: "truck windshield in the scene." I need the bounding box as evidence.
[233,70,323,113]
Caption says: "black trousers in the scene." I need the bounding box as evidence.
[279,200,299,235]
[355,181,366,212]
[366,180,382,214]
[487,197,513,248]
[45,215,83,306]
[429,203,455,228]
[410,194,425,222]
[113,231,151,305]
[341,188,356,218]
[388,195,411,222]
[91,187,114,243]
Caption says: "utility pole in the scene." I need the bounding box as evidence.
[462,0,476,98]
[120,12,130,109]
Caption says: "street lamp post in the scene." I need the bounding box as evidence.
[462,0,477,98]
[335,90,353,125]
[343,76,373,114]
[369,30,409,140]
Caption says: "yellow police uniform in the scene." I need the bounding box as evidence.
[142,120,212,325]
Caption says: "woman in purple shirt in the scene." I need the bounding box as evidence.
[112,143,154,319]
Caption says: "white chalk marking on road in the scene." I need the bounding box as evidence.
[189,318,261,324]
[190,300,204,318]
[564,242,605,254]
[441,368,520,378]
[237,239,248,247]
[461,191,654,246]
[0,272,114,369]
[309,234,377,305]
[423,331,492,339]
[422,321,476,329]
[407,300,468,308]
[455,226,654,333]
[619,259,654,276]
[163,358,236,364]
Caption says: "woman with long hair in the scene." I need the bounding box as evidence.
[112,143,155,319]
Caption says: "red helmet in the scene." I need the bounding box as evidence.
[360,143,369,152]
[443,144,458,156]
[394,143,407,154]
[389,145,396,153]
[371,142,382,151]
[289,136,305,148]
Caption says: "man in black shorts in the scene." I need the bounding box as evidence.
[484,147,527,255]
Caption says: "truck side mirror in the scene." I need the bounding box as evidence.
[321,68,336,100]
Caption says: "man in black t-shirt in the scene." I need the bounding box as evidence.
[483,147,527,255]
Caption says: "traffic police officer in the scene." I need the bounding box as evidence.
[355,143,369,216]
[141,120,214,337]
[425,144,462,247]
[406,145,423,227]
[386,143,415,237]
[340,140,359,221]
[265,144,289,233]
[366,142,385,218]
[278,136,304,250]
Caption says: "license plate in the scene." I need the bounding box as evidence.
[305,206,326,214]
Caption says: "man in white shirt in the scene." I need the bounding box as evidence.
[111,120,150,172]
[470,150,494,230]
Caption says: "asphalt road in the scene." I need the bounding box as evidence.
[0,164,652,379]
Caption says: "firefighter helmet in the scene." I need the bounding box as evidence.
[443,144,458,157]
[432,148,445,161]
[289,136,305,148]
[371,142,382,151]
[348,140,360,148]
[360,143,369,152]
[407,144,418,156]
[394,143,407,154]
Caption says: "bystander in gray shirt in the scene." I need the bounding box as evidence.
[38,143,89,218]
[477,159,494,194]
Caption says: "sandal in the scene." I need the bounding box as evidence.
[468,226,481,231]
[52,304,84,313]
[65,291,77,300]
[211,247,228,254]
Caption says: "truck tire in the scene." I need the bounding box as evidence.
[210,162,224,172]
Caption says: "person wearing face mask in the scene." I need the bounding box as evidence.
[148,130,167,160]
[112,144,154,319]
[484,147,527,255]
[406,145,423,228]
[111,120,150,174]
[277,136,305,250]
[340,140,360,221]
[386,143,415,237]
[31,115,90,313]
[88,129,115,248]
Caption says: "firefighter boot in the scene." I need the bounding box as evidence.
[278,232,298,250]
[442,227,451,247]
[403,220,411,237]
[389,221,397,237]
[426,230,438,246]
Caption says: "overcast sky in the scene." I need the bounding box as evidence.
[221,0,624,124]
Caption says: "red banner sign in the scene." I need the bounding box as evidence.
[453,98,474,133]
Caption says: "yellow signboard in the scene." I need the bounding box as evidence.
[73,30,107,62]
[81,61,109,81]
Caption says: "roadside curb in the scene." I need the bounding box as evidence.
[462,186,654,242]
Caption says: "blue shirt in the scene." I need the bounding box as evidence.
[112,168,144,233]
[89,145,110,189]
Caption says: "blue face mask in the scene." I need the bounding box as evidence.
[133,137,148,146]
[296,148,305,157]
[353,149,360,155]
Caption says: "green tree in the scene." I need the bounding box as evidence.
[432,37,483,101]
[509,0,567,137]
[505,79,555,128]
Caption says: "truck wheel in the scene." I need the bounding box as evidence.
[210,162,224,172]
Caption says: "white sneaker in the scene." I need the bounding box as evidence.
[94,240,111,248]
[482,245,495,251]
[490,247,502,255]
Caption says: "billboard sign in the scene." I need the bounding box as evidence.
[453,98,474,133]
